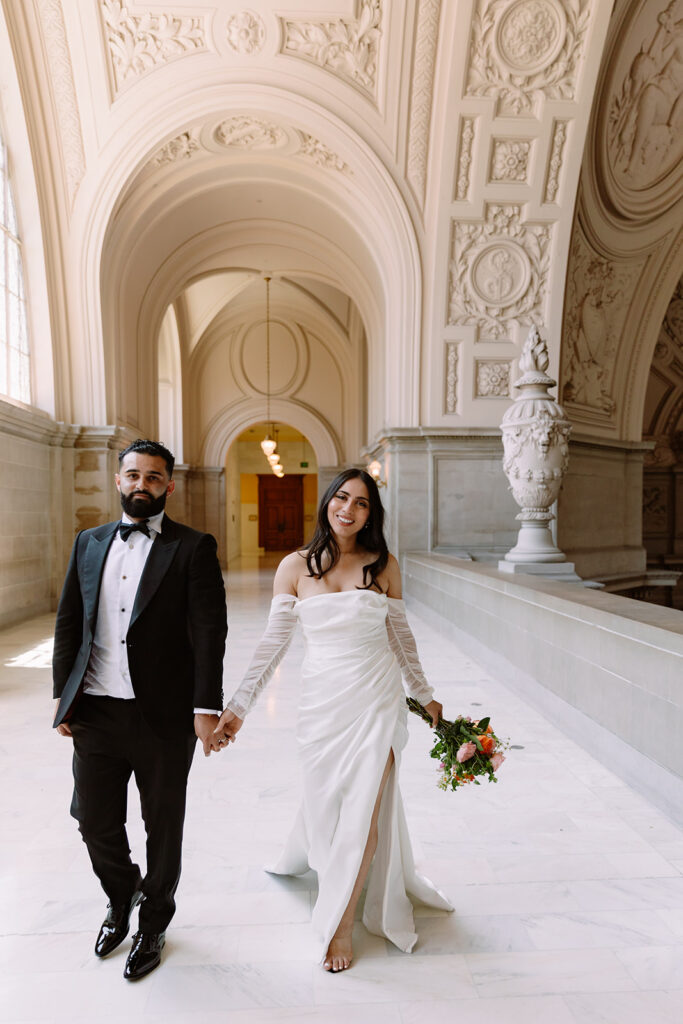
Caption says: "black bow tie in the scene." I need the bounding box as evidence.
[119,521,150,540]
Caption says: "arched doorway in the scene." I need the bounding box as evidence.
[225,421,318,563]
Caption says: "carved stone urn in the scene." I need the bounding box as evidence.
[500,326,572,565]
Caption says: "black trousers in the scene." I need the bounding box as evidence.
[70,695,196,933]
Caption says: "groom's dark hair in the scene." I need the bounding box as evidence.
[118,439,175,477]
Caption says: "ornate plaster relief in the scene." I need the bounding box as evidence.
[100,0,206,94]
[37,0,86,205]
[407,0,441,204]
[280,0,382,100]
[475,359,512,397]
[561,224,647,416]
[444,341,459,413]
[449,204,551,339]
[454,117,476,201]
[466,0,590,115]
[225,11,265,55]
[543,119,568,202]
[490,138,531,182]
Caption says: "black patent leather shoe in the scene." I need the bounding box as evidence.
[123,930,166,981]
[94,890,143,958]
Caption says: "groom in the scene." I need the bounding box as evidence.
[53,439,228,980]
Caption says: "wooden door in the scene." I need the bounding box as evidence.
[258,474,304,551]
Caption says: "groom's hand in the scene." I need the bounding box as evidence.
[194,713,223,757]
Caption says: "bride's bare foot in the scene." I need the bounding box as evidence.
[323,933,353,972]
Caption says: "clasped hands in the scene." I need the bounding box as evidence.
[194,708,244,757]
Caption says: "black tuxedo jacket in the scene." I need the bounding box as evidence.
[52,516,227,737]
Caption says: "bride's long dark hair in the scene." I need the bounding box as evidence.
[304,468,389,591]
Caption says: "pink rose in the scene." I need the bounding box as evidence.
[456,742,476,763]
[490,752,506,771]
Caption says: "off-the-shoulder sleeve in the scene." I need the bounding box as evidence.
[225,594,298,719]
[385,597,434,705]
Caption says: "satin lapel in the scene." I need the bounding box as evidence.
[129,526,180,628]
[82,524,119,632]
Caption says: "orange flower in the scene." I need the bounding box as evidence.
[479,734,495,755]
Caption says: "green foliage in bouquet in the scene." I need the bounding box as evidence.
[406,697,507,792]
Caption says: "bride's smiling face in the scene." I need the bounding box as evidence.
[327,478,371,538]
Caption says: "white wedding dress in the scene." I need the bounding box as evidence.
[228,589,453,959]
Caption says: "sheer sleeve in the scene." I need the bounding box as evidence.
[386,598,434,705]
[225,594,298,719]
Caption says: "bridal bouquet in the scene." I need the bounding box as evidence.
[407,698,507,792]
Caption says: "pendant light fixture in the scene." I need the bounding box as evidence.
[260,275,277,457]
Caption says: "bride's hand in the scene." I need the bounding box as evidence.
[423,700,442,728]
[213,708,244,746]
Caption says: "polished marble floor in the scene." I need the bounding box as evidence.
[1,557,683,1023]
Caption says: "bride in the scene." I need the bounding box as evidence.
[214,468,453,971]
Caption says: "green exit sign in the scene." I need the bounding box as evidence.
[300,461,309,468]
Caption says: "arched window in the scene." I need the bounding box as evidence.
[0,133,30,403]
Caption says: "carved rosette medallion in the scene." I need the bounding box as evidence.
[280,1,382,99]
[496,0,566,74]
[449,205,551,339]
[226,11,266,55]
[490,139,531,182]
[466,0,590,115]
[100,0,206,93]
[476,360,512,397]
[501,326,572,563]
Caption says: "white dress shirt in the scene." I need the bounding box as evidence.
[83,511,220,715]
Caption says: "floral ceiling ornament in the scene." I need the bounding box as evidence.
[490,139,531,182]
[100,0,206,92]
[152,130,200,166]
[449,204,551,339]
[281,0,382,99]
[476,359,512,398]
[466,0,590,115]
[225,11,266,55]
[297,133,352,174]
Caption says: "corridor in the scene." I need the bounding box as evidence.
[1,562,683,1023]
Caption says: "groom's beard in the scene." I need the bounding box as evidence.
[120,489,168,519]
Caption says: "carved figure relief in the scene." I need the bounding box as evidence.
[609,0,683,189]
[543,120,568,202]
[444,342,459,413]
[37,0,86,205]
[407,0,441,203]
[280,1,382,98]
[476,359,511,397]
[449,205,551,339]
[490,139,531,182]
[561,228,646,414]
[466,0,590,115]
[226,11,266,55]
[455,117,476,200]
[214,117,287,149]
[100,0,206,93]
[642,483,669,532]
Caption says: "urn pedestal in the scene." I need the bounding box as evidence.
[498,327,580,581]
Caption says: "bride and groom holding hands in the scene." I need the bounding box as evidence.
[52,438,452,980]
